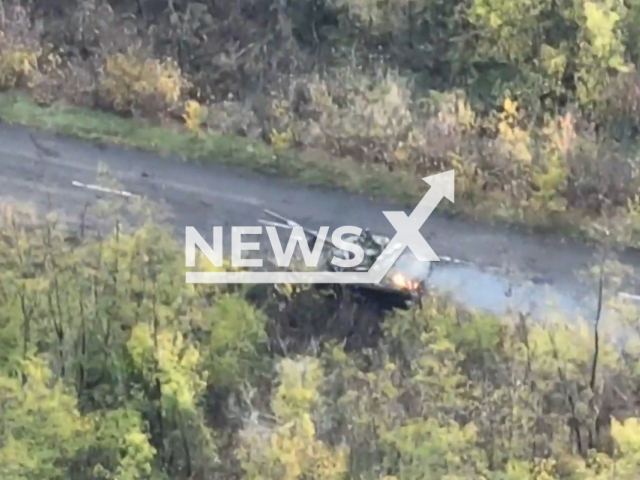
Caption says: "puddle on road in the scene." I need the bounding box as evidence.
[393,252,597,320]
[428,264,587,318]
[393,253,640,361]
[392,251,640,346]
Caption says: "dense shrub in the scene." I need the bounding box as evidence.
[0,4,41,90]
[97,50,189,117]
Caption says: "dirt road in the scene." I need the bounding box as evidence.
[1,122,637,325]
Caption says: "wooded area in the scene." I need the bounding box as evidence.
[4,1,640,478]
[1,187,640,480]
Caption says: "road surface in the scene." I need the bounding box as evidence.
[0,122,638,333]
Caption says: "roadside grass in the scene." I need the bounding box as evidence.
[0,92,625,247]
[0,93,427,200]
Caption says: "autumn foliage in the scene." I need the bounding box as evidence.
[1,0,640,240]
[0,187,639,480]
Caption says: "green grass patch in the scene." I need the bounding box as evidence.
[0,92,631,248]
[0,93,429,204]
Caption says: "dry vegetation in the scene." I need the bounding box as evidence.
[2,0,640,241]
[2,191,640,480]
[5,1,640,475]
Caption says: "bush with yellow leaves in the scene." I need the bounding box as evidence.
[0,4,42,91]
[183,99,207,135]
[97,49,190,118]
[265,68,423,168]
[237,356,349,480]
[0,33,40,90]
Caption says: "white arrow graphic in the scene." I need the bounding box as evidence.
[186,170,454,284]
[364,170,455,283]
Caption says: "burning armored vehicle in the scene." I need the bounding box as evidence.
[259,209,432,309]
